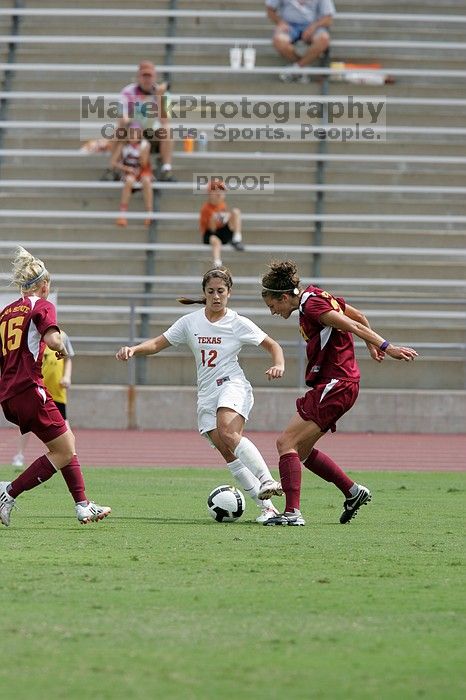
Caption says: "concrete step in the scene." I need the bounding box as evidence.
[71,350,464,390]
[62,316,465,346]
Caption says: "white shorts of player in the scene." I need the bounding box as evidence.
[198,377,254,436]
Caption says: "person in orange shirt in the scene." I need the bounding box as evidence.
[199,182,245,268]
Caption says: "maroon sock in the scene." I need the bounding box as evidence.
[304,448,354,497]
[61,455,87,504]
[9,455,57,498]
[279,452,302,512]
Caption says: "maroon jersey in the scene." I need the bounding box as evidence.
[299,285,360,386]
[0,295,59,402]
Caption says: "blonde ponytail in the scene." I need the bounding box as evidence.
[12,246,50,292]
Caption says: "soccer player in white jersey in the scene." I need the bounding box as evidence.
[116,267,285,522]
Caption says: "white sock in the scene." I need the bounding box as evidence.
[227,458,272,507]
[232,231,242,243]
[233,437,274,485]
[349,483,359,497]
[213,258,222,267]
[161,163,172,172]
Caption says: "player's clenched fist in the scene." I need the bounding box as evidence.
[116,346,134,361]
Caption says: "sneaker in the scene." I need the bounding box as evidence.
[279,63,309,84]
[75,501,111,524]
[256,504,279,523]
[340,485,372,524]
[116,216,128,227]
[11,453,24,468]
[231,241,245,251]
[279,66,299,83]
[258,480,284,500]
[263,509,306,526]
[0,481,15,527]
[158,169,177,182]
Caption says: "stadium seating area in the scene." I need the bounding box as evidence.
[0,0,465,400]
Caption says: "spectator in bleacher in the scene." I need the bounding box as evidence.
[116,266,285,524]
[0,246,111,527]
[12,330,74,468]
[102,60,175,182]
[266,0,335,82]
[199,181,245,269]
[259,259,418,526]
[111,123,153,227]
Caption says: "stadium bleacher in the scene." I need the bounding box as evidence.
[0,0,465,429]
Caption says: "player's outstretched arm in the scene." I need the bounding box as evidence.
[319,309,418,362]
[116,334,171,361]
[260,335,285,380]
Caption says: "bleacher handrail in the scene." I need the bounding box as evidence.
[0,8,466,22]
[0,36,465,51]
[1,121,465,136]
[2,91,466,109]
[2,210,466,224]
[0,240,463,259]
[1,148,464,166]
[2,179,466,195]
[1,63,466,79]
[0,275,464,290]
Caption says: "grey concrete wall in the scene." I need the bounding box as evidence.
[2,386,464,434]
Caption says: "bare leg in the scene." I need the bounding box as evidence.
[13,432,30,465]
[120,176,134,208]
[159,136,173,167]
[298,32,330,67]
[229,207,242,234]
[141,175,153,225]
[209,234,223,267]
[273,32,300,62]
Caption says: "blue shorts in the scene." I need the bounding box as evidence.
[286,22,328,44]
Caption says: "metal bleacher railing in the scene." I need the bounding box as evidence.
[1,63,466,81]
[1,7,466,21]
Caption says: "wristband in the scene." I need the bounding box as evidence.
[379,340,390,351]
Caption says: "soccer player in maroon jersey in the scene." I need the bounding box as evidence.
[0,247,111,527]
[259,260,418,526]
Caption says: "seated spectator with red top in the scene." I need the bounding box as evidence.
[199,182,245,268]
[111,123,153,227]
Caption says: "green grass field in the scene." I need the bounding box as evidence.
[0,467,464,700]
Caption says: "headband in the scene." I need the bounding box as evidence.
[262,285,300,295]
[22,268,48,289]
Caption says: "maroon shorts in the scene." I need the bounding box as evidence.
[296,379,359,433]
[1,384,68,444]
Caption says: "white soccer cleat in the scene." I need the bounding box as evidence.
[257,480,284,500]
[75,501,111,524]
[11,453,24,468]
[0,481,16,527]
[263,509,306,526]
[256,504,280,523]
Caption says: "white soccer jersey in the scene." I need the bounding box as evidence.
[163,308,267,397]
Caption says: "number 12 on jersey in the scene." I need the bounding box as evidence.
[200,349,217,367]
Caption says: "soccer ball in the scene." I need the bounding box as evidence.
[207,485,245,522]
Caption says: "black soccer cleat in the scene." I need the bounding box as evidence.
[340,486,372,524]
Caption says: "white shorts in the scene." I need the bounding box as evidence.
[197,377,254,435]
